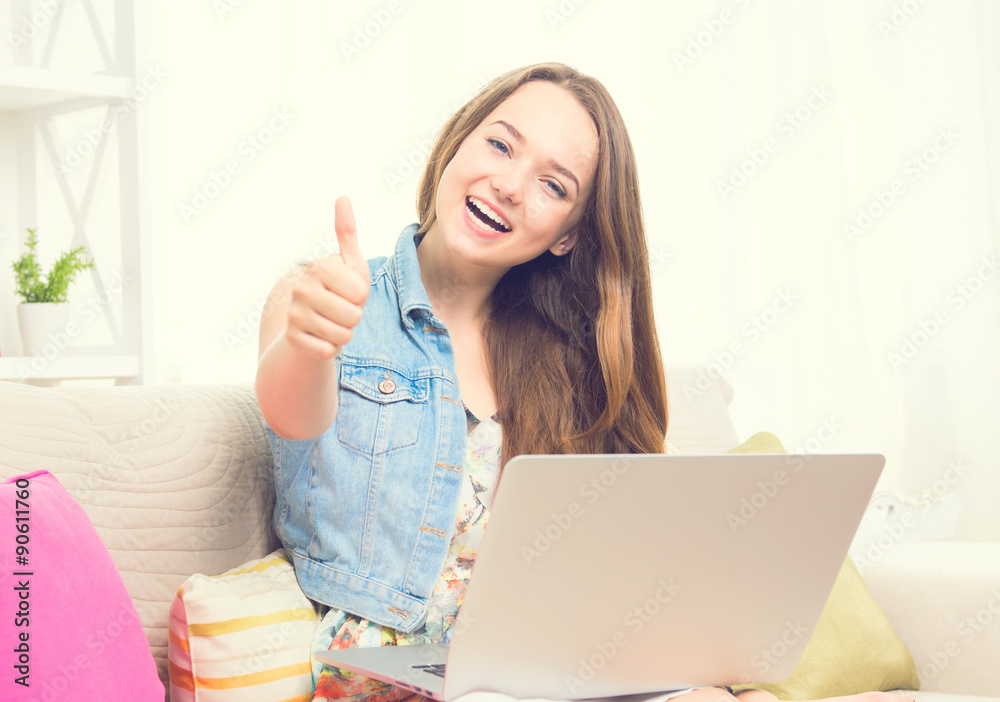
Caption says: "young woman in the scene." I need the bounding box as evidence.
[256,63,916,702]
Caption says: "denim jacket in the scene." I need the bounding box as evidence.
[264,223,468,632]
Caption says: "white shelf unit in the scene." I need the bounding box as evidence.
[0,354,138,382]
[1,0,151,385]
[0,66,131,110]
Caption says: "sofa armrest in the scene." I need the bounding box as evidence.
[857,541,1000,696]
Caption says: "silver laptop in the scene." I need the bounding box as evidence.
[316,452,884,700]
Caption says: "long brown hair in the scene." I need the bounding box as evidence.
[416,62,667,465]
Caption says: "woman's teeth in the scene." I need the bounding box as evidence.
[467,196,511,232]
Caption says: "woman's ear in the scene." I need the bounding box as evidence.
[549,227,581,257]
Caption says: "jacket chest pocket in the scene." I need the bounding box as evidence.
[336,363,431,456]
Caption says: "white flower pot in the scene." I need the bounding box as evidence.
[16,302,71,357]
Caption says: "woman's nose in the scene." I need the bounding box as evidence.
[490,168,522,206]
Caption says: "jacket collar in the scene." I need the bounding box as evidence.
[388,223,433,328]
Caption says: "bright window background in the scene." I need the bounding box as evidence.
[139,1,999,541]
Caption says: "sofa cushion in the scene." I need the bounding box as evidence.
[0,382,280,696]
[1,470,164,700]
[664,366,741,453]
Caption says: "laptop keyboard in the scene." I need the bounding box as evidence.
[411,663,446,678]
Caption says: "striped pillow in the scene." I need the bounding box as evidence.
[168,549,320,701]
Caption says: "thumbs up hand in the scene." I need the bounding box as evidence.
[285,196,371,361]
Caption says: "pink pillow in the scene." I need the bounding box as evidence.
[1,470,163,700]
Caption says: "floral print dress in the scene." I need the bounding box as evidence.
[310,403,502,701]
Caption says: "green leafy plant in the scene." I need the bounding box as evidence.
[11,228,94,303]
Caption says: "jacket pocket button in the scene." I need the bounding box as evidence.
[378,379,396,394]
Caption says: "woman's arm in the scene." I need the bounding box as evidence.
[255,197,370,441]
[255,266,341,440]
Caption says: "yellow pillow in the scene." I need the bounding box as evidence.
[728,432,919,699]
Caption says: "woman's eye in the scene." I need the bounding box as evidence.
[487,138,509,155]
[486,137,564,198]
[544,180,567,198]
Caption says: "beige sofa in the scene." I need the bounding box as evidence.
[0,370,998,701]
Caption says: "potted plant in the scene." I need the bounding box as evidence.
[11,227,94,356]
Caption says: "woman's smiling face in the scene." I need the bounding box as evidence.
[430,80,599,272]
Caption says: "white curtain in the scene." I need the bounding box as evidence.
[651,0,1000,541]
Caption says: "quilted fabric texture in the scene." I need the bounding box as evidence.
[0,382,280,695]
